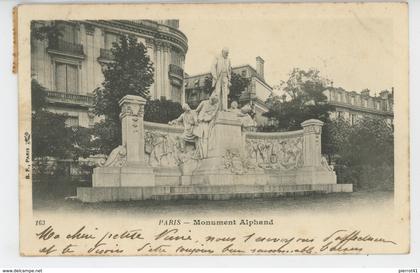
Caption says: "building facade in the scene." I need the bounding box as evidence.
[323,87,394,125]
[31,20,188,127]
[184,57,272,125]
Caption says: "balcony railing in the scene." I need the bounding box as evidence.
[169,64,184,79]
[46,90,94,107]
[328,100,393,116]
[48,39,84,56]
[99,48,115,60]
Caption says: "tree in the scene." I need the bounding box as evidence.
[31,20,63,50]
[32,110,72,159]
[262,68,334,131]
[342,117,394,167]
[144,99,183,124]
[280,68,331,101]
[31,79,72,159]
[322,117,352,164]
[332,117,394,190]
[31,79,47,113]
[92,35,154,154]
[202,76,213,96]
[229,72,250,106]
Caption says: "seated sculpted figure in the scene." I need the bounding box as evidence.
[193,94,219,159]
[169,103,197,143]
[229,101,257,131]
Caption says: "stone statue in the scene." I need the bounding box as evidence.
[321,156,334,171]
[169,103,197,143]
[228,101,242,116]
[193,94,219,159]
[229,101,257,131]
[102,145,126,167]
[211,47,232,111]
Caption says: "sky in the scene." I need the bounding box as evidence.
[179,16,394,95]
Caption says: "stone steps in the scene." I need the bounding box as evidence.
[76,183,353,203]
[150,190,326,201]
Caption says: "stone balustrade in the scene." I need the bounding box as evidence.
[46,90,94,107]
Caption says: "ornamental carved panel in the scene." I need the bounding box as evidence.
[245,135,303,170]
[144,128,196,168]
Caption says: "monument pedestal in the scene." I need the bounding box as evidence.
[295,120,337,185]
[295,166,336,185]
[191,111,269,186]
[92,95,156,188]
[93,164,155,187]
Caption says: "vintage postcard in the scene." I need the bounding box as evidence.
[17,2,409,256]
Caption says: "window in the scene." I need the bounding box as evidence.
[171,51,183,67]
[65,116,79,127]
[382,101,388,111]
[351,114,356,125]
[105,32,119,50]
[55,62,79,93]
[57,22,77,43]
[88,116,95,128]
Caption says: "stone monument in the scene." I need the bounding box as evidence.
[77,91,351,202]
[77,55,352,202]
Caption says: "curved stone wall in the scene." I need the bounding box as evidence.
[144,121,195,168]
[244,130,304,170]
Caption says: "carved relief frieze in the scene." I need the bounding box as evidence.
[144,128,197,168]
[222,149,260,174]
[119,103,144,119]
[245,135,304,170]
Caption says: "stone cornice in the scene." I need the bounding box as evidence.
[245,129,304,140]
[84,20,188,54]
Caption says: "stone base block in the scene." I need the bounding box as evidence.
[92,165,155,187]
[76,183,353,202]
[192,156,269,186]
[154,167,181,186]
[181,176,192,186]
[120,166,155,187]
[191,173,270,186]
[266,170,297,185]
[295,166,337,185]
[93,167,121,187]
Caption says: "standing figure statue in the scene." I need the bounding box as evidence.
[193,94,219,159]
[211,47,232,111]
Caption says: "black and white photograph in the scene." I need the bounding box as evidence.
[15,2,410,256]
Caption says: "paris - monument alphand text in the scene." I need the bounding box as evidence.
[77,49,352,202]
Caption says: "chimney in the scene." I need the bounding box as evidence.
[360,89,370,97]
[379,90,390,99]
[256,56,265,80]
